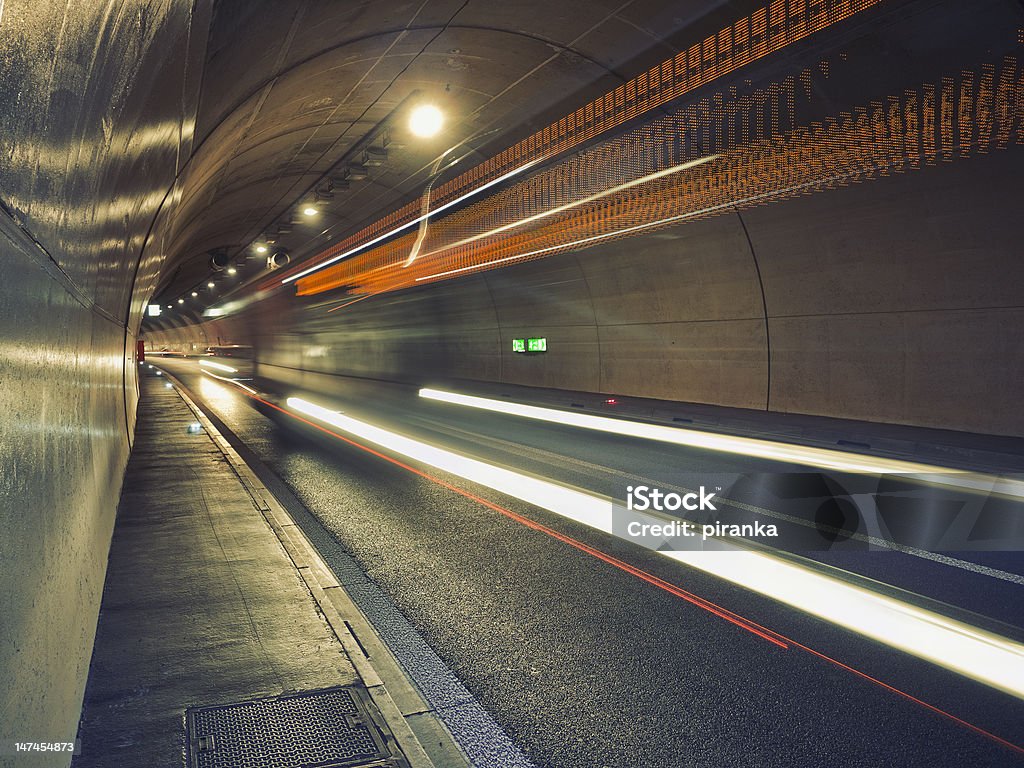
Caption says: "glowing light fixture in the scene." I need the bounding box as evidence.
[207,282,215,289]
[409,104,443,138]
[177,298,184,304]
[227,267,237,275]
[191,291,198,297]
[256,245,268,253]
[302,206,318,217]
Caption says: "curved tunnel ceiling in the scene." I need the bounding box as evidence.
[148,0,752,304]
[138,0,1024,438]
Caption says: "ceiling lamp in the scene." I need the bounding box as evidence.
[409,104,443,137]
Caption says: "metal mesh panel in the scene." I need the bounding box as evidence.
[185,686,404,768]
[294,51,1023,301]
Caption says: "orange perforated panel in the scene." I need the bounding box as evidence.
[295,51,1023,300]
[275,0,886,289]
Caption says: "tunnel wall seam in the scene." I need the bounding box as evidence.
[733,209,772,412]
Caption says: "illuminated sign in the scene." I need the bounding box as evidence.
[512,337,547,353]
[147,304,161,317]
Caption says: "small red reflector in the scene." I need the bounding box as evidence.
[604,398,618,405]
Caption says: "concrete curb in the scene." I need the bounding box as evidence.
[163,370,471,768]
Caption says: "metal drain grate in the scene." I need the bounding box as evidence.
[185,685,409,768]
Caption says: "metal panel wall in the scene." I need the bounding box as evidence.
[0,2,209,764]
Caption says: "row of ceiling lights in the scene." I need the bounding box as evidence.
[164,274,233,310]
[156,104,445,315]
[258,104,445,248]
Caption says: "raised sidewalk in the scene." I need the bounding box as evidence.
[71,370,445,768]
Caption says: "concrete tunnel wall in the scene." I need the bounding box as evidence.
[0,2,210,763]
[153,146,1024,438]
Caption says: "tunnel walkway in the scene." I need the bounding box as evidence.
[70,371,447,768]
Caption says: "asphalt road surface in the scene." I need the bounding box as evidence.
[152,358,1024,767]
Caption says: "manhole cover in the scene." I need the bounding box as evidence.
[185,685,409,768]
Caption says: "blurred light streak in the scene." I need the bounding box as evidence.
[414,154,718,261]
[298,52,1022,298]
[418,388,1024,500]
[326,294,374,313]
[665,548,1024,702]
[201,368,256,393]
[280,0,884,293]
[283,159,541,284]
[285,396,604,530]
[199,359,237,373]
[410,173,869,284]
[288,394,1024,701]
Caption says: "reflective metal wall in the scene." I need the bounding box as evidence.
[0,2,209,763]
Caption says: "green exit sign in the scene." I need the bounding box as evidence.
[512,337,547,353]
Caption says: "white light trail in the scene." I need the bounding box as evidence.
[414,154,719,261]
[418,388,1024,499]
[413,173,863,283]
[287,394,1024,699]
[663,547,1024,701]
[201,368,256,393]
[282,159,542,284]
[286,397,603,531]
[199,358,238,373]
[413,213,703,282]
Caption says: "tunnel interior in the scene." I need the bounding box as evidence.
[2,1,1023,766]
